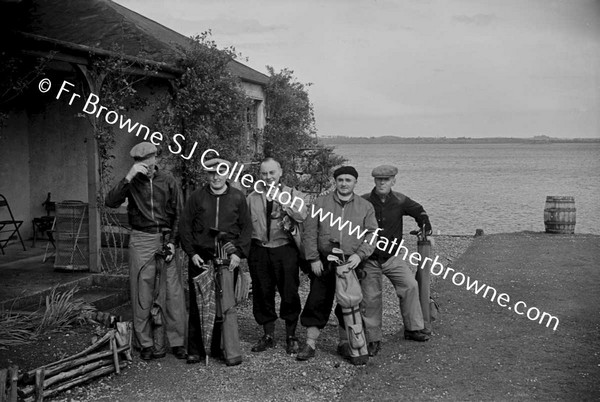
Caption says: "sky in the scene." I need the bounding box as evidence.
[116,0,600,138]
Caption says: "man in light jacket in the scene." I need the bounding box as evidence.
[246,158,308,354]
[297,166,378,364]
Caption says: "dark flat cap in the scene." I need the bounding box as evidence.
[130,142,157,160]
[372,165,398,178]
[204,158,232,173]
[334,166,359,179]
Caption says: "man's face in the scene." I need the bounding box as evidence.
[374,176,395,196]
[208,171,228,191]
[336,174,357,197]
[140,155,157,177]
[260,160,282,186]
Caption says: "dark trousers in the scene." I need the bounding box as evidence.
[248,243,301,333]
[299,256,344,329]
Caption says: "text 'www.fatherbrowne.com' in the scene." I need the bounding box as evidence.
[309,204,560,331]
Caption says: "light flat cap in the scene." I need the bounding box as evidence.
[204,158,232,173]
[130,142,157,160]
[371,165,398,178]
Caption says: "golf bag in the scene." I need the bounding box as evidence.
[336,264,369,365]
[213,261,242,365]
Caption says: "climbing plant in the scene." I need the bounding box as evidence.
[78,47,158,272]
[155,31,252,197]
[262,67,345,196]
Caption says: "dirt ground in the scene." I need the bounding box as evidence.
[3,233,598,401]
[343,232,600,401]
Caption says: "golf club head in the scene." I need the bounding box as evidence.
[209,227,230,241]
[327,254,341,264]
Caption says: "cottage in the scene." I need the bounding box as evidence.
[0,0,269,271]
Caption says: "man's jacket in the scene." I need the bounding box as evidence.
[179,183,251,261]
[247,184,308,248]
[105,168,182,244]
[303,191,378,262]
[363,190,430,259]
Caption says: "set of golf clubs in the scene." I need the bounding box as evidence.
[327,247,350,274]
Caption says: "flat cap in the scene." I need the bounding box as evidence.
[371,165,398,178]
[334,166,359,179]
[130,142,157,160]
[204,158,232,173]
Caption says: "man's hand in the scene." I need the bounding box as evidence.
[347,254,361,270]
[222,242,237,256]
[191,254,204,267]
[311,260,323,276]
[421,217,433,236]
[165,243,175,263]
[229,254,241,271]
[125,162,148,181]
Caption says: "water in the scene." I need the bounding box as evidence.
[330,143,600,235]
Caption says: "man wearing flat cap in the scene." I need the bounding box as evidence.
[361,164,433,357]
[297,166,378,364]
[179,157,251,366]
[105,141,186,361]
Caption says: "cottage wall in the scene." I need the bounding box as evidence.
[0,85,89,239]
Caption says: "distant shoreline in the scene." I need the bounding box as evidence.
[319,136,600,145]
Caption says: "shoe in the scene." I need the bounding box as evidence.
[349,354,369,366]
[404,330,430,342]
[140,347,153,360]
[151,348,166,359]
[186,354,202,364]
[225,356,243,366]
[296,343,316,361]
[172,346,187,359]
[337,342,351,359]
[251,334,275,352]
[286,337,300,354]
[367,341,381,357]
[420,328,432,336]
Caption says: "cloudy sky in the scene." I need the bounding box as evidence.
[116,0,599,138]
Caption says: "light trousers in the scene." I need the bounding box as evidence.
[361,255,424,342]
[128,230,186,350]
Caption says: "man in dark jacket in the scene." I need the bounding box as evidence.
[105,142,186,361]
[361,165,432,357]
[179,158,251,366]
[297,166,378,364]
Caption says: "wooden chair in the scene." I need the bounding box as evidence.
[0,194,26,254]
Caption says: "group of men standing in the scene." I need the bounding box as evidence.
[106,141,433,367]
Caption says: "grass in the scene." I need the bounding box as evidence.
[0,286,96,347]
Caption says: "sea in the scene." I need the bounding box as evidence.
[329,142,600,236]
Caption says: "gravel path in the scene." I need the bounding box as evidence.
[51,235,473,402]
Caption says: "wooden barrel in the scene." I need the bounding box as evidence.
[544,196,576,234]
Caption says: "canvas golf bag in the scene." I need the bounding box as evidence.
[336,264,369,365]
[213,258,242,365]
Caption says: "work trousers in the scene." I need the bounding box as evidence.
[361,255,424,342]
[300,256,344,329]
[188,261,242,362]
[248,243,301,330]
[128,230,186,350]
